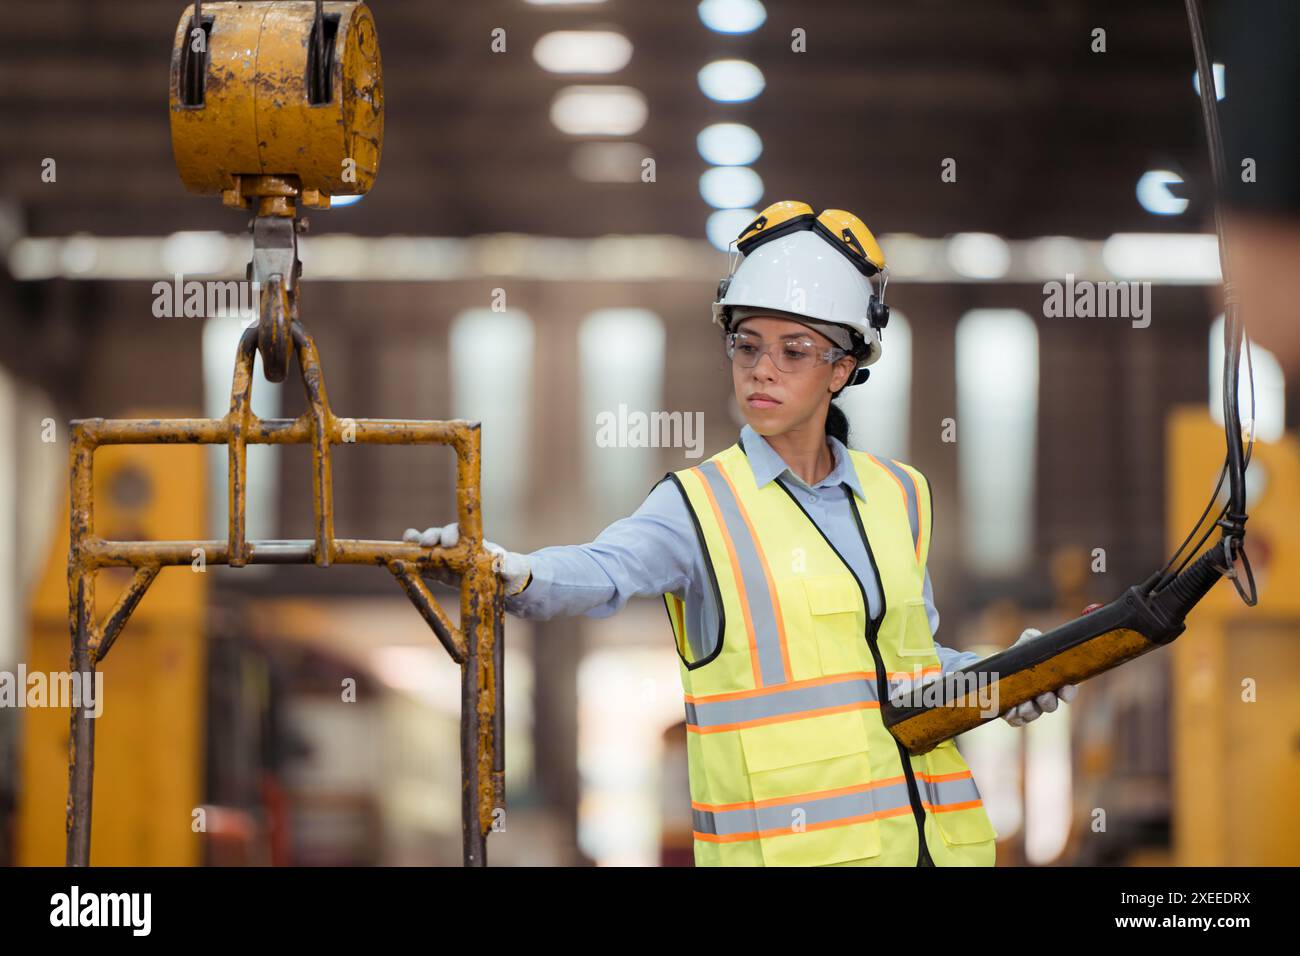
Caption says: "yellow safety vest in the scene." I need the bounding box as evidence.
[661,438,998,866]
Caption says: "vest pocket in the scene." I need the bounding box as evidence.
[896,595,938,660]
[802,575,871,675]
[760,817,882,866]
[738,710,883,865]
[922,739,998,847]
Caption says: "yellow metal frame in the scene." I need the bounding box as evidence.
[66,322,505,866]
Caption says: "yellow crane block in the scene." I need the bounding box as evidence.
[168,1,383,209]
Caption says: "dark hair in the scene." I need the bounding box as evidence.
[825,399,850,446]
[824,334,869,446]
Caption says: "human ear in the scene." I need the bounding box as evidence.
[829,355,855,392]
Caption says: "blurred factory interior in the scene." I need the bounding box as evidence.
[0,0,1296,866]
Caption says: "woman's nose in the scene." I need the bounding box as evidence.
[752,349,781,376]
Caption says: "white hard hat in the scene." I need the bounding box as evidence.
[712,201,890,385]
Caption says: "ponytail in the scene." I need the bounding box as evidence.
[825,400,850,447]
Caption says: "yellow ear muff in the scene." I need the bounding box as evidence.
[735,200,815,254]
[815,208,886,275]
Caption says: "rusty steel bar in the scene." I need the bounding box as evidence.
[76,418,473,447]
[292,324,335,567]
[387,561,466,664]
[66,429,97,866]
[491,579,505,815]
[458,570,507,866]
[66,321,504,867]
[93,566,161,662]
[227,325,256,567]
[81,537,483,569]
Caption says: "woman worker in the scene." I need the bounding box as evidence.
[404,200,1076,867]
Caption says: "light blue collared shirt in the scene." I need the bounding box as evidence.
[505,423,982,674]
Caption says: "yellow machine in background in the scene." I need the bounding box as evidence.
[1168,406,1300,865]
[18,416,207,865]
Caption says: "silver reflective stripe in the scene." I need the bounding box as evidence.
[868,455,920,554]
[918,773,982,809]
[685,674,877,730]
[696,460,788,685]
[872,456,920,555]
[694,779,915,839]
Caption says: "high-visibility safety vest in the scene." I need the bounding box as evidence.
[660,437,998,866]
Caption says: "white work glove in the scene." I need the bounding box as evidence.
[401,522,532,597]
[999,627,1078,726]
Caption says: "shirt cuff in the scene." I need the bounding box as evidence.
[503,552,554,618]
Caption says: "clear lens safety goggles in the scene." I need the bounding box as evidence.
[725,329,850,373]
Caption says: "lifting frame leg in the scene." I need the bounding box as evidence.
[65,322,505,866]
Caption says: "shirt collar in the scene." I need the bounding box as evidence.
[738,423,866,501]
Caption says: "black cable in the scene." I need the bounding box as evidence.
[1154,331,1257,592]
[1151,0,1257,608]
[1153,456,1227,589]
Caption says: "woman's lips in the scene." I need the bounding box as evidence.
[747,395,781,408]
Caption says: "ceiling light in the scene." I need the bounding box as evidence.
[946,232,1010,279]
[698,0,767,34]
[698,60,764,102]
[706,208,756,250]
[1136,169,1189,215]
[534,30,632,73]
[570,142,649,182]
[696,123,762,165]
[550,86,647,135]
[699,166,763,208]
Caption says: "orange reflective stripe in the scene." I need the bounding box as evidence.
[917,770,984,812]
[894,458,926,564]
[692,775,917,842]
[693,776,902,814]
[684,672,879,733]
[865,453,923,562]
[685,671,875,704]
[694,808,913,844]
[689,459,792,686]
[714,460,793,683]
[691,770,987,843]
[692,465,765,688]
[687,700,878,735]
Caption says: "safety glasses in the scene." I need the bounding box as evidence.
[733,200,886,277]
[725,330,849,373]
